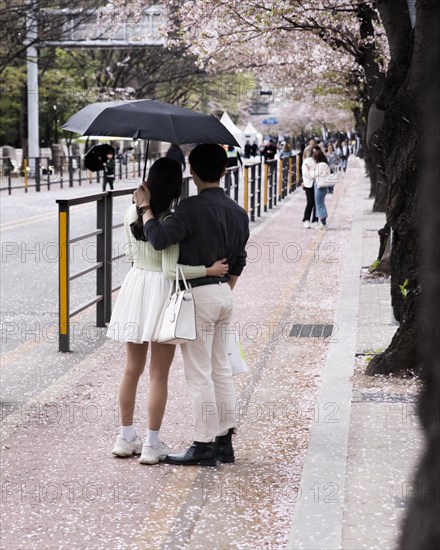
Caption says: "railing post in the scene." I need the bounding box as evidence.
[58,202,70,352]
[105,192,113,323]
[263,162,268,212]
[8,172,11,195]
[224,170,231,197]
[24,159,28,192]
[96,197,106,327]
[78,155,82,186]
[296,154,301,187]
[35,157,41,192]
[256,163,262,218]
[234,168,239,203]
[47,158,51,190]
[289,157,293,192]
[181,177,189,200]
[243,165,249,214]
[272,160,278,206]
[60,158,64,188]
[250,165,256,222]
[68,157,74,187]
[278,158,283,201]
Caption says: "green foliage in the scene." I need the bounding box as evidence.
[399,279,410,298]
[0,65,27,146]
[369,259,380,272]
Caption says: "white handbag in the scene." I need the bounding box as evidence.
[321,172,339,187]
[156,265,197,345]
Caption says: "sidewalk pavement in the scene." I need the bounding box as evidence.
[0,158,422,549]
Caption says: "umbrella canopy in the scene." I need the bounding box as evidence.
[62,100,239,146]
[84,143,115,172]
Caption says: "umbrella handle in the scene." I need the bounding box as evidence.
[142,140,150,181]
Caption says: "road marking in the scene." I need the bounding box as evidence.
[0,203,94,231]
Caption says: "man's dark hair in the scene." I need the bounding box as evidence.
[189,144,227,183]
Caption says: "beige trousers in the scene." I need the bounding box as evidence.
[181,283,237,442]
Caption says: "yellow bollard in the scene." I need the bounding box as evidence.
[24,159,28,192]
[278,158,283,199]
[264,163,269,211]
[243,166,249,213]
[296,154,301,186]
[59,211,69,339]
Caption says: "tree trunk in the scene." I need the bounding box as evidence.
[399,1,440,547]
[366,0,420,376]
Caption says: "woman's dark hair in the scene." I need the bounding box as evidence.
[312,146,328,164]
[130,157,182,241]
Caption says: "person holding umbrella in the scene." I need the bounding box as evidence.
[138,144,250,466]
[107,157,229,465]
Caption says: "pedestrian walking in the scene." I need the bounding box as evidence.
[107,157,228,465]
[302,137,317,159]
[244,140,252,159]
[139,144,250,466]
[166,143,186,172]
[279,142,292,159]
[102,151,115,190]
[301,150,319,228]
[250,141,260,158]
[263,139,277,162]
[340,139,350,172]
[325,143,340,194]
[226,144,243,168]
[312,146,331,229]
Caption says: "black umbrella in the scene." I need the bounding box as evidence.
[61,99,239,179]
[84,143,115,172]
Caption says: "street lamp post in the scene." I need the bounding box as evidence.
[25,0,39,177]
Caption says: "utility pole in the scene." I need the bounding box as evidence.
[26,0,39,177]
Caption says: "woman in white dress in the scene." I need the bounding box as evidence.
[107,158,228,465]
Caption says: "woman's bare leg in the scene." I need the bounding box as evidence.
[147,343,176,431]
[119,342,148,426]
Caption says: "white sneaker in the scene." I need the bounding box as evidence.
[302,220,311,228]
[310,221,319,228]
[318,222,327,230]
[112,434,143,457]
[139,441,170,465]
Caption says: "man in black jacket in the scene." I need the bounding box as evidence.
[134,144,250,466]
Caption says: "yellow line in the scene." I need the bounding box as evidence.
[59,212,68,335]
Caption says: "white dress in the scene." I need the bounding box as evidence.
[106,205,206,343]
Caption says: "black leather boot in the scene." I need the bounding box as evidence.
[214,428,235,463]
[164,442,217,466]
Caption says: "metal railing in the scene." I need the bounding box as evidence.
[223,167,239,202]
[57,187,135,352]
[1,153,160,194]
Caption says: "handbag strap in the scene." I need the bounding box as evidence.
[175,264,190,292]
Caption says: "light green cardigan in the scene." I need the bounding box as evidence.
[124,204,207,280]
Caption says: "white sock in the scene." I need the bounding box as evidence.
[121,425,136,442]
[146,429,160,448]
